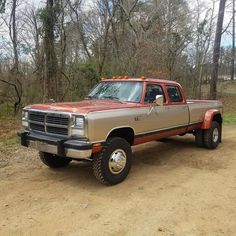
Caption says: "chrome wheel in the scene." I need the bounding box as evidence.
[213,128,219,143]
[108,149,127,174]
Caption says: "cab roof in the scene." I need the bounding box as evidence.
[101,77,181,86]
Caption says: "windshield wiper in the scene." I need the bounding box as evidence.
[84,95,96,100]
[85,95,125,103]
[102,96,125,103]
[103,95,119,100]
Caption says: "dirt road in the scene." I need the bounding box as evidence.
[0,126,236,236]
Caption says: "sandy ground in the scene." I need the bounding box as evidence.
[0,126,236,236]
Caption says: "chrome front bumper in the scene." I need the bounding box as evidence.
[18,131,92,160]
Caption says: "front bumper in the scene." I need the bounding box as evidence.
[18,131,92,160]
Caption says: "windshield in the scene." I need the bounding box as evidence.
[86,81,143,103]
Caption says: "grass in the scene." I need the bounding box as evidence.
[0,116,21,149]
[217,80,236,95]
[201,81,236,125]
[201,80,236,96]
[0,103,16,119]
[1,136,19,146]
[223,113,236,125]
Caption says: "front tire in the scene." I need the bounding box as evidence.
[92,137,132,185]
[39,152,71,168]
[203,121,220,149]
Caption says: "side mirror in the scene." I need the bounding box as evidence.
[155,95,163,106]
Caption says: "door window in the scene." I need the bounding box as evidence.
[144,84,166,103]
[166,86,183,103]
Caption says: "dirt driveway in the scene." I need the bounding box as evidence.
[0,125,236,236]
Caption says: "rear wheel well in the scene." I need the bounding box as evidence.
[107,128,134,146]
[213,114,222,124]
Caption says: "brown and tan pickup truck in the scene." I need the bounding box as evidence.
[18,77,223,184]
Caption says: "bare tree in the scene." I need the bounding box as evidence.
[21,6,46,100]
[0,0,23,113]
[0,0,6,13]
[67,0,91,59]
[231,0,235,81]
[0,0,233,112]
[42,0,59,101]
[193,0,215,98]
[210,0,227,99]
[10,0,19,73]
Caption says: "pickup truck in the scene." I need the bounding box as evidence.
[18,77,223,185]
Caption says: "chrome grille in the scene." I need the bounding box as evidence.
[47,126,68,135]
[46,115,69,126]
[30,123,45,132]
[29,112,44,123]
[28,111,70,136]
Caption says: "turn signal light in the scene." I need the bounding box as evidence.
[92,143,103,153]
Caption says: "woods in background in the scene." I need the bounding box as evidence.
[0,0,233,113]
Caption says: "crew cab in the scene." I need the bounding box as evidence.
[18,77,223,185]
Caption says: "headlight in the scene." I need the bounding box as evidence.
[72,116,86,137]
[75,117,84,129]
[22,110,29,128]
[22,110,28,119]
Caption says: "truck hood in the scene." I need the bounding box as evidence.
[25,100,140,114]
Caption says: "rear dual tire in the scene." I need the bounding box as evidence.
[195,129,205,147]
[204,121,220,149]
[195,121,220,149]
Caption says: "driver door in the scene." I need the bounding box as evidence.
[137,83,170,133]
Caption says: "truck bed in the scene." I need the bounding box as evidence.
[187,100,223,125]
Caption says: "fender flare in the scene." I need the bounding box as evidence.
[200,109,222,129]
[105,126,135,145]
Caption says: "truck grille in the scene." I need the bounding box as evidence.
[28,111,70,136]
[29,113,44,123]
[30,123,45,132]
[46,115,69,126]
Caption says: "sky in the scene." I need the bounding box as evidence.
[30,0,234,47]
[0,0,234,55]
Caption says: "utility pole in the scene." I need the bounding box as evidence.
[231,0,235,81]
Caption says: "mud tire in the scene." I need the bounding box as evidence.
[39,152,71,168]
[92,137,132,185]
[203,121,220,149]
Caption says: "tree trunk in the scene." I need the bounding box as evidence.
[231,0,235,81]
[11,0,18,74]
[43,0,58,101]
[210,0,227,99]
[58,0,67,101]
[9,0,22,113]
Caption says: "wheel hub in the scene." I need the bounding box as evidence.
[213,128,219,143]
[108,149,127,174]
